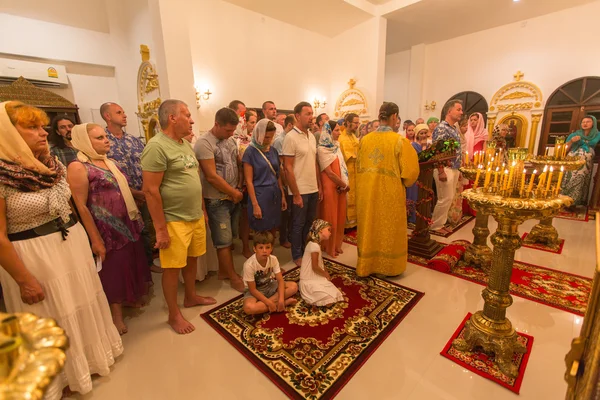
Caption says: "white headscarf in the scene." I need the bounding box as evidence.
[317,122,349,185]
[71,124,140,221]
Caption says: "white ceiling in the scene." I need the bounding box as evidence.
[220,0,373,37]
[384,0,598,54]
[366,0,395,4]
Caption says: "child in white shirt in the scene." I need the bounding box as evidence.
[299,219,344,306]
[242,231,298,315]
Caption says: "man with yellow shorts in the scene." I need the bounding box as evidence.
[141,99,216,335]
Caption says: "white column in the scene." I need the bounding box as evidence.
[407,43,426,121]
[148,0,198,128]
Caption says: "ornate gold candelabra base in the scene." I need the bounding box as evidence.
[523,217,560,251]
[463,212,492,270]
[453,189,573,378]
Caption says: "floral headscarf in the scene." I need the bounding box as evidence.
[308,219,331,244]
[317,123,349,185]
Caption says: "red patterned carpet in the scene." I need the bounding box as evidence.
[409,250,591,316]
[201,260,424,400]
[521,233,565,254]
[441,313,533,394]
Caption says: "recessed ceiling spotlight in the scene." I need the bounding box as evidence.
[513,0,520,2]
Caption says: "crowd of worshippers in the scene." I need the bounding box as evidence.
[1,94,595,398]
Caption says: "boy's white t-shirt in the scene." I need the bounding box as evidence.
[242,254,281,289]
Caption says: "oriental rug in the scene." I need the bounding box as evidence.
[521,233,565,255]
[201,260,424,400]
[408,244,591,316]
[441,313,533,394]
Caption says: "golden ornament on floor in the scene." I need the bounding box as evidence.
[454,188,573,378]
[0,313,68,399]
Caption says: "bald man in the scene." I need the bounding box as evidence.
[101,102,160,273]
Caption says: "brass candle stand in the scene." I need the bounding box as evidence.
[0,313,68,399]
[453,189,573,377]
[524,156,585,251]
[459,167,492,270]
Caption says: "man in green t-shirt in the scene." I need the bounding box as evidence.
[141,99,216,335]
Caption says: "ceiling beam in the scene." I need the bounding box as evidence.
[378,0,423,16]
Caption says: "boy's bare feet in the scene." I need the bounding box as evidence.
[284,298,298,307]
[184,295,217,307]
[168,314,195,335]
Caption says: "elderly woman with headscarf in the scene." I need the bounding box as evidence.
[0,102,122,399]
[68,123,151,335]
[242,119,287,234]
[427,117,439,147]
[562,115,600,207]
[317,121,348,258]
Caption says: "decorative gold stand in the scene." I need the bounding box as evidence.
[0,313,68,399]
[459,167,491,270]
[453,189,573,377]
[524,157,585,251]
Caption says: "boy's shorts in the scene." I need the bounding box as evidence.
[243,280,279,299]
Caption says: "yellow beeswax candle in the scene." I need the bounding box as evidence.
[493,167,500,187]
[474,166,482,189]
[537,166,548,194]
[502,169,509,191]
[484,167,492,188]
[555,166,565,196]
[520,168,526,195]
[527,169,537,195]
[545,166,554,193]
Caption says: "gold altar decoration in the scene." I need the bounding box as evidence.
[334,79,368,118]
[522,155,586,251]
[487,71,544,153]
[454,189,573,377]
[0,313,68,399]
[136,44,162,143]
[565,213,600,400]
[0,77,75,108]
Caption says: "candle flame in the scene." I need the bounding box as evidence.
[560,166,564,172]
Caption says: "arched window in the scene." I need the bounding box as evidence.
[539,77,600,155]
[445,91,488,124]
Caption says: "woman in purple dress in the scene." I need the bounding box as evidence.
[68,123,150,335]
[242,119,287,233]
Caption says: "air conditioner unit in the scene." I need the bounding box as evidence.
[0,58,69,88]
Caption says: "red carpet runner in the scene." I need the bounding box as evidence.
[441,313,534,394]
[201,260,424,400]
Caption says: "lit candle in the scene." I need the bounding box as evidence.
[555,145,561,160]
[508,161,516,193]
[474,165,482,189]
[555,166,565,196]
[545,166,554,193]
[520,168,527,195]
[493,167,500,187]
[502,169,509,191]
[465,151,468,167]
[537,166,548,194]
[484,167,492,188]
[527,169,537,196]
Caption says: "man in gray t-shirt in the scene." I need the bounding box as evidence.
[195,107,245,292]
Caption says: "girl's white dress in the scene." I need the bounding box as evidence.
[299,241,344,306]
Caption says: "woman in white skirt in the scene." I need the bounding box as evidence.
[0,101,122,399]
[299,219,344,306]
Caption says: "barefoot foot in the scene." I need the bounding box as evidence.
[230,277,245,292]
[184,295,217,307]
[284,298,298,307]
[336,248,344,254]
[113,317,128,335]
[150,264,163,273]
[168,314,195,334]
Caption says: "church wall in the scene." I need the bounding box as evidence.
[186,0,332,130]
[385,0,600,133]
[384,49,411,120]
[421,1,600,123]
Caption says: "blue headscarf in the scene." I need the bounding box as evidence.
[566,115,600,153]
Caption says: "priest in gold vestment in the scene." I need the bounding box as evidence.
[339,113,360,229]
[356,102,419,277]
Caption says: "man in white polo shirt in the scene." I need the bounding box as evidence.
[282,101,322,266]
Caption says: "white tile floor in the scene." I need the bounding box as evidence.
[71,216,596,400]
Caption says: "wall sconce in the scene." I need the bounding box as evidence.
[424,100,436,111]
[194,84,212,109]
[313,97,327,109]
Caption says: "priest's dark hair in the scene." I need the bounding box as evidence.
[344,113,359,126]
[378,102,399,121]
[215,107,240,126]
